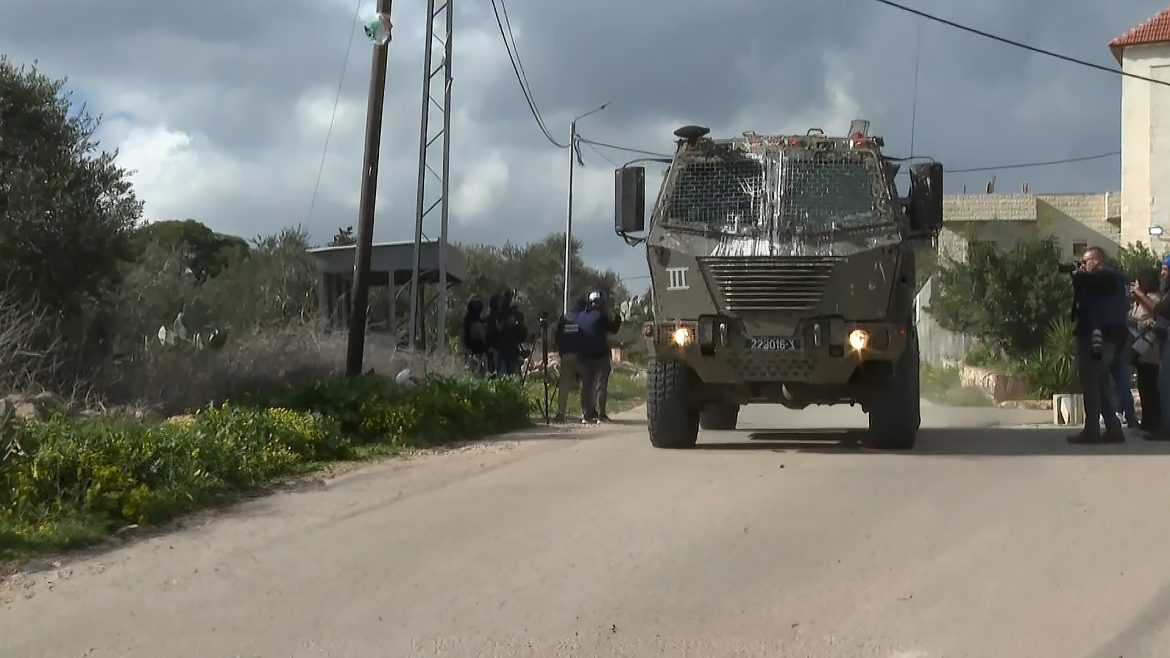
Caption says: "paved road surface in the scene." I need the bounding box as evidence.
[5,400,1170,658]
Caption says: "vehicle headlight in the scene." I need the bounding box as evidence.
[848,328,869,351]
[672,327,693,346]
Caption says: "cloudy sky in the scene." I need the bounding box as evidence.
[3,0,1167,292]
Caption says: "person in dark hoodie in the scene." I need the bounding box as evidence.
[489,288,529,377]
[484,293,502,375]
[461,298,489,375]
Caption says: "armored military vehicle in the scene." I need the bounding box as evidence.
[613,120,943,450]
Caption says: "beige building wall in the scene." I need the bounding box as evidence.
[1120,43,1170,249]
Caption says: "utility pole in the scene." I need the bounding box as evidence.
[408,0,454,352]
[346,1,393,377]
[561,120,577,315]
[562,102,610,314]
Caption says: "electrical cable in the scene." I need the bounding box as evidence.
[577,136,673,158]
[870,0,1170,88]
[489,0,568,148]
[305,0,365,229]
[947,150,1120,173]
[498,0,544,135]
[581,141,620,168]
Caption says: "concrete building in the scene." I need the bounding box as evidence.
[916,192,1122,366]
[1111,6,1170,248]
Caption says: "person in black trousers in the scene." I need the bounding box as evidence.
[1067,246,1130,444]
[1130,267,1165,431]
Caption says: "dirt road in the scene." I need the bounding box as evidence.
[5,400,1170,657]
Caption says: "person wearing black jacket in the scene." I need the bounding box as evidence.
[489,288,528,377]
[1068,246,1130,444]
[461,298,489,375]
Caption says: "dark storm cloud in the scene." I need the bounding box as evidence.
[2,0,1168,289]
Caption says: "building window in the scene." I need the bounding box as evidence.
[1072,241,1088,257]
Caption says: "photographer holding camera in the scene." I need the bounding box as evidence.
[1065,246,1130,444]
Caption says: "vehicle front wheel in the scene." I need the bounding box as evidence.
[647,359,700,449]
[863,330,920,450]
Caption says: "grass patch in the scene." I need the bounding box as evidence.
[920,364,993,407]
[0,374,531,563]
[523,365,645,419]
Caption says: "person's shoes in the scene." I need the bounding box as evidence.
[1102,428,1127,443]
[1067,430,1102,444]
[598,415,612,423]
[1126,417,1141,429]
[581,417,599,425]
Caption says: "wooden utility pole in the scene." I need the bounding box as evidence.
[346,0,393,377]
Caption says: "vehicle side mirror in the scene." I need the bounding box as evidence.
[909,162,943,235]
[615,166,646,234]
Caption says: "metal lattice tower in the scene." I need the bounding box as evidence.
[408,0,453,352]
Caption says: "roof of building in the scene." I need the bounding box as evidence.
[1109,6,1170,63]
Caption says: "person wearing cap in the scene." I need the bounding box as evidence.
[1067,246,1129,444]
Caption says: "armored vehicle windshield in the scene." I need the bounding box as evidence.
[659,139,896,245]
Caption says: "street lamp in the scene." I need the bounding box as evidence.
[563,101,610,314]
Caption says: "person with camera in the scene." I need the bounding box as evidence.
[1065,246,1130,444]
[1127,267,1163,432]
[1132,256,1170,440]
[487,288,529,377]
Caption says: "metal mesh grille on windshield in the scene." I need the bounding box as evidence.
[664,149,885,231]
[667,159,764,226]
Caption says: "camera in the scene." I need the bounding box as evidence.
[1057,260,1081,274]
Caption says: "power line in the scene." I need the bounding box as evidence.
[581,140,620,167]
[947,150,1120,173]
[577,136,672,158]
[870,0,1170,88]
[498,0,544,135]
[305,0,365,229]
[489,0,567,148]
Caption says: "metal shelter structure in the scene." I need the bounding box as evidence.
[309,241,467,348]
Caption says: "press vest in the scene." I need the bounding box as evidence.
[575,308,609,358]
[557,312,582,355]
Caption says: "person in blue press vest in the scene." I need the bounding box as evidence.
[1068,246,1130,444]
[553,298,586,423]
[575,291,620,424]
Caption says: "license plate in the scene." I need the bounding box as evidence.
[746,337,803,351]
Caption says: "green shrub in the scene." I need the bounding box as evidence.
[253,374,531,446]
[0,374,532,560]
[1024,316,1079,397]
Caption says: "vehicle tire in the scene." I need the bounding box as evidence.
[863,329,921,450]
[700,402,740,430]
[647,359,700,449]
